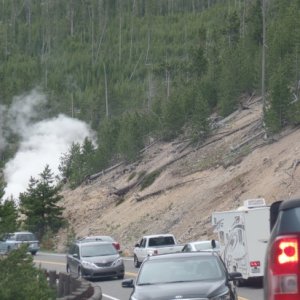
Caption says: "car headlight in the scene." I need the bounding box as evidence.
[112,257,123,266]
[211,291,231,300]
[81,261,97,269]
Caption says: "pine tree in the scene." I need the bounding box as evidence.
[0,246,55,300]
[0,199,19,237]
[0,179,18,236]
[19,165,65,240]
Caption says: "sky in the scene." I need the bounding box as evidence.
[1,90,96,200]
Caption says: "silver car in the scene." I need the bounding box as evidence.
[182,239,221,253]
[66,240,125,280]
[3,231,40,255]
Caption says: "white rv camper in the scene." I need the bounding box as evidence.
[212,198,270,281]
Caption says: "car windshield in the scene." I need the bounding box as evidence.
[137,256,224,285]
[81,243,117,257]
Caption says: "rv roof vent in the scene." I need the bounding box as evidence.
[243,198,266,208]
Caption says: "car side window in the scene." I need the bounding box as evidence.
[7,234,16,241]
[75,245,80,257]
[69,244,75,255]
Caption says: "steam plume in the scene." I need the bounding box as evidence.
[2,90,96,200]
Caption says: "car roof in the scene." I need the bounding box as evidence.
[189,240,219,245]
[141,234,175,238]
[145,251,219,261]
[80,235,114,240]
[76,240,112,246]
[280,198,300,211]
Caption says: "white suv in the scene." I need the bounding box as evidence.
[4,231,40,255]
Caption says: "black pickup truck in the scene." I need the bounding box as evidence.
[264,198,300,300]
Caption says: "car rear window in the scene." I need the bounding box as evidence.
[138,256,224,284]
[81,243,117,257]
[278,207,300,233]
[16,234,37,241]
[148,236,175,247]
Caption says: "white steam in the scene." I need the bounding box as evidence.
[2,90,96,200]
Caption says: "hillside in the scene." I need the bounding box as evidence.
[56,97,300,254]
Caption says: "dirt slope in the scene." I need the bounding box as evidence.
[57,98,300,255]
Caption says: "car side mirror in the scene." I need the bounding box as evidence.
[122,279,134,288]
[211,239,216,249]
[270,201,282,231]
[135,243,140,247]
[73,253,79,258]
[228,272,243,281]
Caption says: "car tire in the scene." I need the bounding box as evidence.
[134,255,141,268]
[66,264,70,274]
[30,251,37,255]
[117,274,124,279]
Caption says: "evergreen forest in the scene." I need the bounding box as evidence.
[1,0,300,187]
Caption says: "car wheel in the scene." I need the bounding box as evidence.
[30,251,37,255]
[134,255,141,268]
[117,274,124,279]
[66,264,71,274]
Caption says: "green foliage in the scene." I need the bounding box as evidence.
[1,0,300,180]
[0,199,19,237]
[59,139,97,189]
[265,63,293,133]
[0,246,55,300]
[161,94,185,140]
[0,178,19,237]
[140,170,161,190]
[19,165,65,240]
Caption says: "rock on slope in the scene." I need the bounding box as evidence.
[57,98,300,254]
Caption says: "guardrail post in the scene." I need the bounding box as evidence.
[48,270,57,289]
[57,273,65,297]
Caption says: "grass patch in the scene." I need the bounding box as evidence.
[140,170,161,190]
[127,172,136,181]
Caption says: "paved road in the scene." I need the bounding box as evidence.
[34,252,263,300]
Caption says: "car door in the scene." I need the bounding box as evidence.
[135,238,146,262]
[138,238,147,261]
[68,244,79,274]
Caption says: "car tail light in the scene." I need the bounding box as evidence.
[112,242,120,251]
[267,235,300,300]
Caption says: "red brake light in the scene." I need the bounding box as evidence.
[113,242,120,251]
[278,241,298,264]
[250,261,261,267]
[268,236,300,299]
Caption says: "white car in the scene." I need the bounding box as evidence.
[133,234,184,268]
[3,231,40,255]
[182,240,220,253]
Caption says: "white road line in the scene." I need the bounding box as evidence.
[103,293,121,300]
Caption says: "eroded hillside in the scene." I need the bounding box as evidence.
[57,97,300,254]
